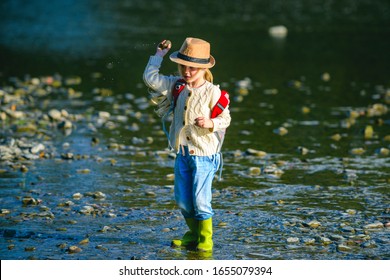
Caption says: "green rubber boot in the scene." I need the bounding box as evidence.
[197,218,213,252]
[171,218,199,248]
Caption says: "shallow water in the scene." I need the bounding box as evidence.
[0,0,389,260]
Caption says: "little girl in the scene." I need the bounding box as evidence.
[143,37,231,252]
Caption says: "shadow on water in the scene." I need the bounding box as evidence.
[0,0,389,260]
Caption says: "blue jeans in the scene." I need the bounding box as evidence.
[174,146,221,221]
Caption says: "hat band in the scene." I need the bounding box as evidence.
[177,52,210,64]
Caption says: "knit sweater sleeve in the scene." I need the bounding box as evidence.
[143,55,177,95]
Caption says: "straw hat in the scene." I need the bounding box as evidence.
[169,37,215,68]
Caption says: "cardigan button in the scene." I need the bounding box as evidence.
[189,150,195,154]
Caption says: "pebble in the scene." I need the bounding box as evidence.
[24,247,36,252]
[268,25,288,39]
[246,167,259,176]
[307,220,321,229]
[48,109,62,121]
[77,169,91,174]
[79,238,89,245]
[297,146,309,155]
[246,148,267,158]
[376,147,389,156]
[337,244,352,252]
[273,127,288,136]
[361,241,377,248]
[350,148,365,155]
[331,133,342,141]
[67,245,82,254]
[303,238,316,245]
[72,193,83,199]
[30,143,45,154]
[1,209,11,215]
[287,237,300,243]
[318,237,332,245]
[363,222,384,229]
[79,205,94,215]
[145,191,156,197]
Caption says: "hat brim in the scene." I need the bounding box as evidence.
[169,51,215,68]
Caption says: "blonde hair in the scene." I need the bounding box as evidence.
[204,69,213,83]
[178,65,213,83]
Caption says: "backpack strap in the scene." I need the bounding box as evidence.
[172,79,187,107]
[211,90,230,118]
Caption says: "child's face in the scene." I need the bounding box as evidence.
[179,65,205,84]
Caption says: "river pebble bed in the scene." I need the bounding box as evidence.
[0,72,389,260]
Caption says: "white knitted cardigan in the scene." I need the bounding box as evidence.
[143,55,231,156]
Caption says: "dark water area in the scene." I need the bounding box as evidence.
[0,0,389,260]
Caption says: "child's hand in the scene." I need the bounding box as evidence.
[194,117,214,129]
[156,40,171,57]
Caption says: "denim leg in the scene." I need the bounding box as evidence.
[190,154,221,220]
[174,152,195,218]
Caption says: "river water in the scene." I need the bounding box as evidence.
[0,0,389,260]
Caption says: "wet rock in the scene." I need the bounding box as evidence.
[363,222,384,230]
[246,148,267,157]
[0,209,11,215]
[79,238,89,245]
[273,127,288,136]
[297,146,309,155]
[72,193,83,199]
[79,205,94,215]
[376,147,389,156]
[248,167,261,176]
[48,109,62,121]
[321,72,331,82]
[261,164,284,177]
[337,244,352,252]
[350,148,365,155]
[287,237,300,243]
[306,220,321,229]
[303,238,316,245]
[67,245,82,254]
[77,169,91,174]
[268,25,288,39]
[85,191,106,199]
[30,143,45,154]
[364,125,374,139]
[24,247,36,252]
[317,236,332,245]
[22,197,40,206]
[361,241,377,248]
[145,191,156,197]
[20,165,29,173]
[61,153,74,160]
[218,222,228,227]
